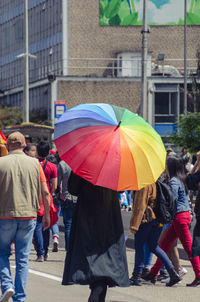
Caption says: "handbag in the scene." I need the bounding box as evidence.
[42,160,59,227]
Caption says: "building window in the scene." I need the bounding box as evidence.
[155,92,177,123]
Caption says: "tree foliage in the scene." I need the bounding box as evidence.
[169,112,200,153]
[0,106,22,129]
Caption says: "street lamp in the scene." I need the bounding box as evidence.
[16,0,36,123]
[184,0,187,115]
[141,0,149,120]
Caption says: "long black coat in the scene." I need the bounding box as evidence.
[62,172,130,287]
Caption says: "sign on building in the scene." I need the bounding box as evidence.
[100,0,200,26]
[54,100,66,122]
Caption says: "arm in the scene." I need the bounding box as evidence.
[129,186,149,233]
[41,181,50,230]
[50,177,57,193]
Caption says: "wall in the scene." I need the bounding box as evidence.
[57,79,141,112]
[68,0,199,75]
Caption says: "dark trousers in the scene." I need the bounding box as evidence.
[88,280,107,302]
[134,219,172,273]
[61,199,75,251]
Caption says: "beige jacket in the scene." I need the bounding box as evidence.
[0,150,41,217]
[130,183,157,232]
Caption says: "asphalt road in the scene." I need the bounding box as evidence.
[8,209,198,302]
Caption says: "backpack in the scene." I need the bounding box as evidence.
[153,180,177,224]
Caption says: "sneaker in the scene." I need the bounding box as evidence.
[0,288,15,302]
[35,255,44,262]
[186,277,200,287]
[179,267,187,277]
[141,267,150,279]
[157,269,169,281]
[52,238,58,252]
[44,253,49,261]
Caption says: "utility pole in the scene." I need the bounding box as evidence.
[24,0,29,123]
[141,0,148,120]
[184,0,187,115]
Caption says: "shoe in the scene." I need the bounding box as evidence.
[35,255,44,262]
[52,238,58,252]
[166,268,181,287]
[179,267,187,277]
[130,272,142,286]
[128,206,132,211]
[0,288,15,302]
[186,277,200,287]
[141,267,150,279]
[157,269,169,281]
[44,253,49,261]
[142,272,157,284]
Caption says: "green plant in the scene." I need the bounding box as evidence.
[169,112,200,153]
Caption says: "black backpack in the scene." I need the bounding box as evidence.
[153,180,177,224]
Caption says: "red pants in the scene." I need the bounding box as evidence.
[150,211,200,278]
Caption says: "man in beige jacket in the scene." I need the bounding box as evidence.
[0,132,50,302]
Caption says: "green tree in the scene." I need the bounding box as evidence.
[169,112,200,153]
[0,106,22,129]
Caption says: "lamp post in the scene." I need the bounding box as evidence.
[24,0,29,123]
[141,0,148,120]
[184,0,187,115]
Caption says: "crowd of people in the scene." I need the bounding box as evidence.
[1,133,200,302]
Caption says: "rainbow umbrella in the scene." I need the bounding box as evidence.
[54,103,166,191]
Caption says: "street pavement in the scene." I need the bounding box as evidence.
[9,211,199,302]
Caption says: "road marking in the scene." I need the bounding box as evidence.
[11,265,62,282]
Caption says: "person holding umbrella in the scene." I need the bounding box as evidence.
[54,103,167,301]
[62,172,130,301]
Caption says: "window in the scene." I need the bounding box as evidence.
[155,92,177,123]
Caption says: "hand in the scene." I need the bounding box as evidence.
[42,213,50,231]
[130,229,136,234]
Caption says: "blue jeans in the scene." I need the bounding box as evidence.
[61,200,75,251]
[134,220,173,273]
[0,219,36,302]
[143,243,153,267]
[34,216,44,257]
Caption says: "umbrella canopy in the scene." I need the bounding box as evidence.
[54,103,166,191]
[0,130,7,144]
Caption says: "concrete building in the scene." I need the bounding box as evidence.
[0,0,199,136]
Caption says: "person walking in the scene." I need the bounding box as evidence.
[57,159,77,251]
[34,141,57,261]
[146,155,200,287]
[62,172,130,302]
[129,183,180,287]
[0,132,50,302]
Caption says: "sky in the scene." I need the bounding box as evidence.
[135,0,186,24]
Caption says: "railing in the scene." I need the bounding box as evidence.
[0,57,199,91]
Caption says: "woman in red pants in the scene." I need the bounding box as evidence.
[144,155,200,287]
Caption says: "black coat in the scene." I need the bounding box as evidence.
[62,172,130,287]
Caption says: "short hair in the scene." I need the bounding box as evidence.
[23,143,36,153]
[37,141,50,158]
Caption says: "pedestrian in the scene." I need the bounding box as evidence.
[57,159,77,251]
[146,155,200,286]
[0,132,50,302]
[62,172,130,302]
[129,183,180,287]
[23,143,37,158]
[34,141,57,261]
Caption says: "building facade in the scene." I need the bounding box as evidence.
[0,0,199,136]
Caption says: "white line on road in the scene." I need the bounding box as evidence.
[11,265,62,282]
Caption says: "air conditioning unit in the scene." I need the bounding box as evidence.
[116,52,152,77]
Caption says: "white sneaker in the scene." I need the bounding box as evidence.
[179,267,187,277]
[0,288,15,302]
